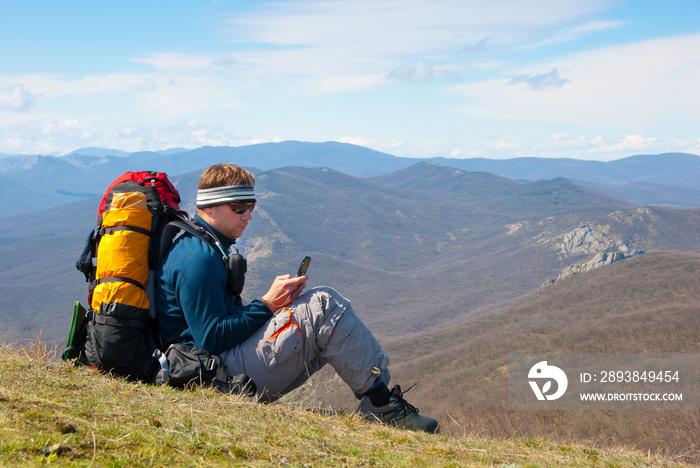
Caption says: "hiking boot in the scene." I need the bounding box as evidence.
[357,385,439,433]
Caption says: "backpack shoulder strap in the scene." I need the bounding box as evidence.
[159,214,246,301]
[159,215,229,265]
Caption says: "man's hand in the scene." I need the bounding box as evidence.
[259,274,308,314]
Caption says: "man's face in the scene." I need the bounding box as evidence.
[204,202,254,239]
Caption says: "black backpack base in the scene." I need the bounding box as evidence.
[64,301,255,396]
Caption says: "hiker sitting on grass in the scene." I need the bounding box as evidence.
[154,163,438,433]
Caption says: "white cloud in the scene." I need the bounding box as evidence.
[509,134,698,160]
[223,0,614,50]
[0,73,147,98]
[217,0,617,90]
[336,136,452,158]
[345,132,700,161]
[450,33,700,131]
[132,53,242,78]
[520,19,625,50]
[41,120,93,138]
[568,19,625,34]
[0,68,244,119]
[0,84,37,112]
[587,134,656,154]
[337,136,381,147]
[109,120,251,150]
[508,67,570,90]
[136,75,243,115]
[387,61,435,82]
[306,73,387,95]
[0,119,99,155]
[0,119,271,155]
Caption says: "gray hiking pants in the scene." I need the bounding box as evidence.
[220,286,390,402]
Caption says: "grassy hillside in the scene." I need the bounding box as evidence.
[0,342,691,467]
[283,251,700,464]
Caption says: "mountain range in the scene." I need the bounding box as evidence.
[0,142,698,457]
[2,156,699,341]
[1,141,700,218]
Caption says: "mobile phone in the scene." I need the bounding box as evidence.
[296,256,311,276]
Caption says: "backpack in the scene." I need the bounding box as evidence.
[64,171,254,393]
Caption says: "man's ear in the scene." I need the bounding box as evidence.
[198,206,214,216]
[196,207,214,223]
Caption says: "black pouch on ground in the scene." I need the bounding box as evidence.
[164,342,257,396]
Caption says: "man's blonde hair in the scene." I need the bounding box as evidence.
[198,163,255,190]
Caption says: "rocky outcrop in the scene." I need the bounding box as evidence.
[555,224,620,257]
[540,223,645,288]
[541,248,645,289]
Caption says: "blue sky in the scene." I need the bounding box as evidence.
[0,0,698,160]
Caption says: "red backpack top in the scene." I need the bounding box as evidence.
[97,171,181,219]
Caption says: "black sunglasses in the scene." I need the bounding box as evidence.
[229,202,256,215]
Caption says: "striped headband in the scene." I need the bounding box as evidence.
[196,184,256,208]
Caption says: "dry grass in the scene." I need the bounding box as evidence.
[280,251,700,465]
[0,340,693,467]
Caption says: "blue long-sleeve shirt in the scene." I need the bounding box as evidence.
[155,215,272,355]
